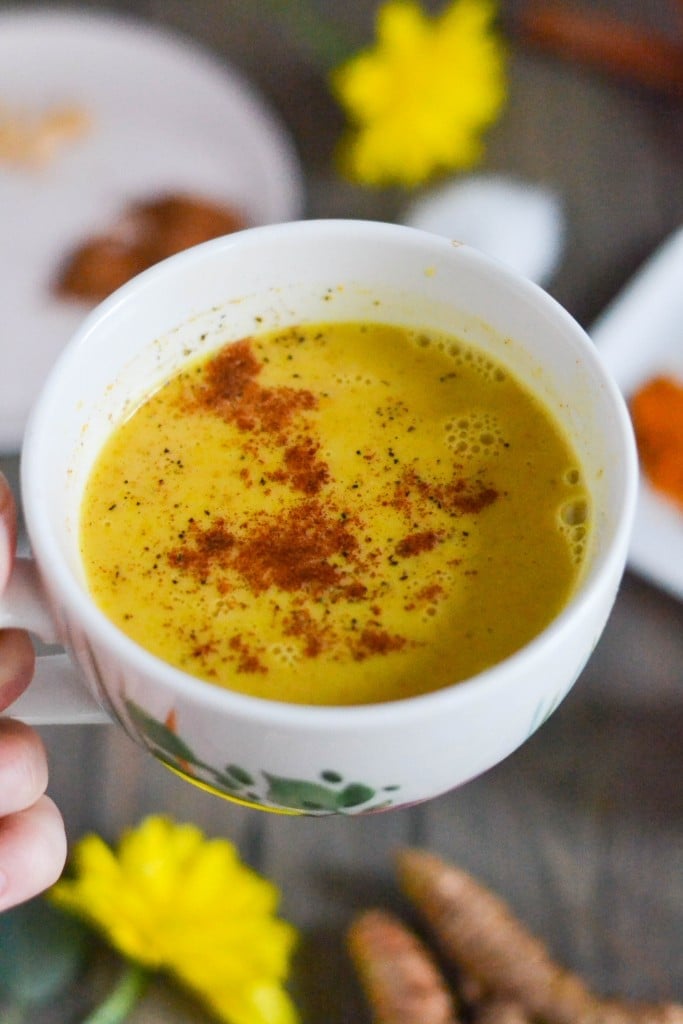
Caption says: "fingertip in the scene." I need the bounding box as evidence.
[0,795,67,911]
[0,717,48,815]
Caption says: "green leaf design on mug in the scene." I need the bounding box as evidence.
[125,700,202,767]
[263,773,376,812]
[224,764,255,787]
[124,699,399,812]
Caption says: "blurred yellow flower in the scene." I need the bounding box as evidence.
[50,815,299,1024]
[331,0,507,187]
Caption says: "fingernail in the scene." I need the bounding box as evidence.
[0,519,10,594]
[0,471,11,509]
[0,475,14,591]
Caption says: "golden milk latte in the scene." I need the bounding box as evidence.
[80,322,590,705]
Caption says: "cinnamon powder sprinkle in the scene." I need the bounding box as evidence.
[190,337,317,436]
[395,531,441,558]
[228,635,267,675]
[162,336,503,675]
[282,438,330,494]
[353,627,407,661]
[390,466,499,517]
[169,499,363,597]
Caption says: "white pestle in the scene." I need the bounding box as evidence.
[402,174,565,286]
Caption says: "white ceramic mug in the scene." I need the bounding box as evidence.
[0,220,638,815]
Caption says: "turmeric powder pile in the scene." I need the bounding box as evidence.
[0,102,90,166]
[630,375,683,511]
[348,848,683,1024]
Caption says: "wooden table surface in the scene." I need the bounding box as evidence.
[1,1,681,1020]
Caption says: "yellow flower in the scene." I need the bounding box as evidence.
[331,0,507,188]
[50,815,299,1024]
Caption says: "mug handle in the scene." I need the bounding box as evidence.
[0,558,110,725]
[9,653,110,725]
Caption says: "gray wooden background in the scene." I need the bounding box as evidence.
[1,1,682,1020]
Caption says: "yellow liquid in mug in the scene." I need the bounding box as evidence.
[80,322,590,705]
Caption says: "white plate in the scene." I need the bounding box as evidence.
[591,225,683,601]
[0,8,304,452]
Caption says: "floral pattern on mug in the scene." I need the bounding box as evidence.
[125,698,401,814]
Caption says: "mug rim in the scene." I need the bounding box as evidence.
[21,218,639,727]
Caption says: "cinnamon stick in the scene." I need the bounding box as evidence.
[515,3,683,99]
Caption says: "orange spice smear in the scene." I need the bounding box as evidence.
[630,375,683,511]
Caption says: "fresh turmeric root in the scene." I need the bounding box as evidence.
[396,848,683,1024]
[473,999,533,1024]
[348,908,461,1024]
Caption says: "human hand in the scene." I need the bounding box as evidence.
[0,472,66,911]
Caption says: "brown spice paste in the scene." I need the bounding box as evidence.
[56,193,246,304]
